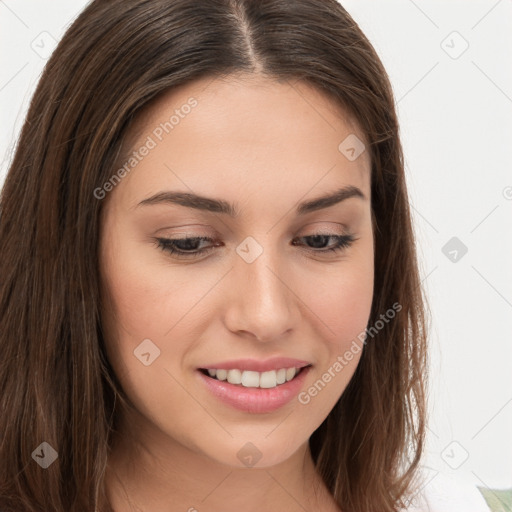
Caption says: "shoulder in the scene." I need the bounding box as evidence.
[404,471,491,512]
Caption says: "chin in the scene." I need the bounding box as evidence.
[209,434,307,469]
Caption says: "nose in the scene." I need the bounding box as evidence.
[223,241,299,342]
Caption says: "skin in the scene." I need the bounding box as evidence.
[98,73,374,512]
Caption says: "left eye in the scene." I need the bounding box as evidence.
[154,233,356,260]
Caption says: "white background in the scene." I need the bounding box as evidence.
[1,0,511,493]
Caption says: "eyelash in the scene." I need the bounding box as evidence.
[154,233,356,260]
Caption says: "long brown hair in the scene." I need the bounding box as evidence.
[0,1,428,510]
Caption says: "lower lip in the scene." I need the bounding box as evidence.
[196,366,311,414]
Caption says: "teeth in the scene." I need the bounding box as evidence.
[204,367,301,388]
[227,369,242,384]
[241,370,260,387]
[285,368,296,381]
[276,368,286,385]
[260,370,278,388]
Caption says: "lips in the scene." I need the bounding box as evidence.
[196,358,312,413]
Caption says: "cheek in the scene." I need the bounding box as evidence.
[294,264,373,427]
[99,246,201,432]
[98,222,179,382]
[100,226,199,341]
[295,238,374,405]
[300,240,374,347]
[99,227,223,409]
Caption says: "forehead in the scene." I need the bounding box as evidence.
[111,74,371,210]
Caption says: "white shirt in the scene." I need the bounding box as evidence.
[405,472,491,512]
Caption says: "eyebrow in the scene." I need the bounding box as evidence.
[135,185,366,217]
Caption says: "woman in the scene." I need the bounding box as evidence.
[0,1,490,511]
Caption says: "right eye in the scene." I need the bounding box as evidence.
[154,236,218,259]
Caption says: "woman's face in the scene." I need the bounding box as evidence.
[99,74,374,468]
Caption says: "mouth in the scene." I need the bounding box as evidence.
[198,365,311,389]
[196,364,313,414]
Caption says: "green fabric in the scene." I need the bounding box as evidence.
[478,487,512,512]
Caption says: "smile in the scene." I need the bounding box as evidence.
[196,365,312,414]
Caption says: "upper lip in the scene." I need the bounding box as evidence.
[199,357,312,373]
